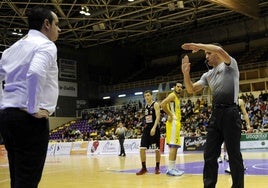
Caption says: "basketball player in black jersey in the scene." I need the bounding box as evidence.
[136,90,161,175]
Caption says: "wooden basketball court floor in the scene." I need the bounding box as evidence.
[0,149,268,188]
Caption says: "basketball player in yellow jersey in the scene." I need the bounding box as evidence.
[160,82,184,176]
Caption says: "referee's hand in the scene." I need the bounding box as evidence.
[245,127,253,133]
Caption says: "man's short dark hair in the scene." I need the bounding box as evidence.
[175,82,185,89]
[27,6,54,31]
[144,90,152,95]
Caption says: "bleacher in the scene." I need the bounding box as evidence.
[49,119,93,141]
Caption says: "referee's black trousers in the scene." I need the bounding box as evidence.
[203,106,244,188]
[119,137,125,155]
[0,108,49,188]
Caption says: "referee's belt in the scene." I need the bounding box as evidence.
[212,103,237,109]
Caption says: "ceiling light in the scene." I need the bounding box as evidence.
[11,29,23,36]
[134,92,143,95]
[80,6,90,16]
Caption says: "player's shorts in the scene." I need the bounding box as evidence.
[165,120,181,147]
[140,125,160,150]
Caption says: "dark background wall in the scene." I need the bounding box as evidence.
[2,15,267,117]
[55,45,145,117]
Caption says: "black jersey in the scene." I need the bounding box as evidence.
[144,101,156,128]
[141,101,160,149]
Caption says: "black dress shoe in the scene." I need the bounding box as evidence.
[122,154,126,157]
[118,154,122,156]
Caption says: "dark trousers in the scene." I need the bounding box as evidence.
[119,137,125,155]
[0,108,49,188]
[203,106,244,188]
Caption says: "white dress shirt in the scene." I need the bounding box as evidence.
[0,29,59,114]
[0,82,3,104]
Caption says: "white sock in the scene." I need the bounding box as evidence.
[168,160,176,170]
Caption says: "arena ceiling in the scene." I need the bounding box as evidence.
[0,0,268,55]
